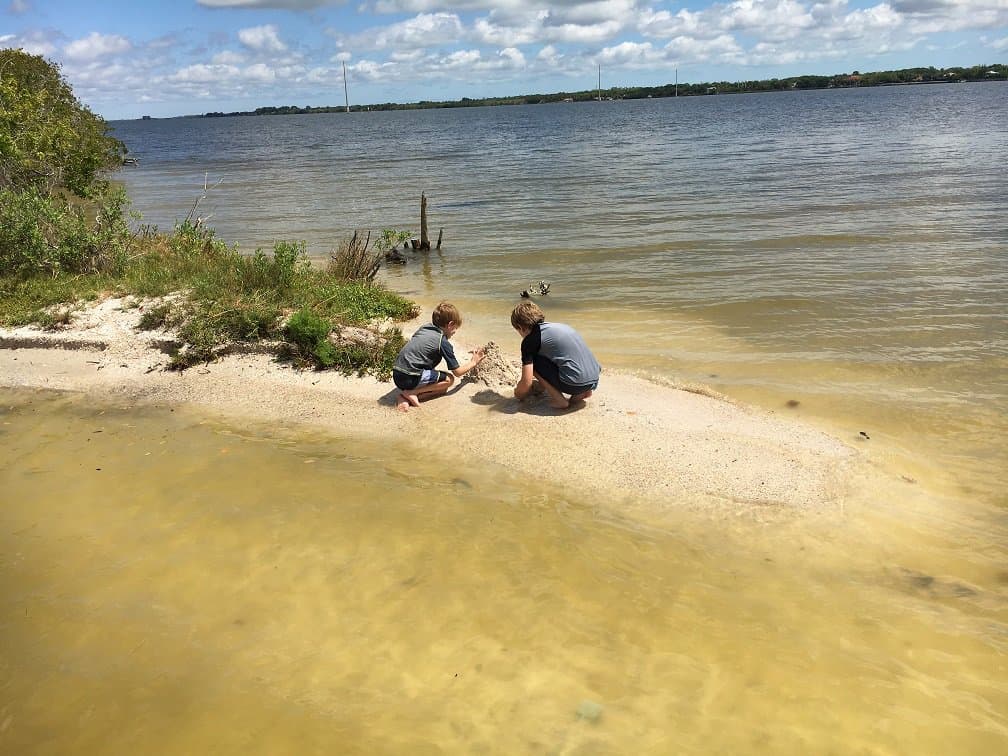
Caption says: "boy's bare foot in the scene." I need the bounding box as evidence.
[570,389,593,402]
[549,398,571,410]
[399,392,421,410]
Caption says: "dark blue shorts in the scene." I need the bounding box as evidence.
[393,369,450,391]
[532,355,598,395]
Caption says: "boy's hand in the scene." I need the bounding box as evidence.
[473,347,486,362]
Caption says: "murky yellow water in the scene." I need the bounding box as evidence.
[2,390,1006,753]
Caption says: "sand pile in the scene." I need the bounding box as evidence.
[466,341,519,388]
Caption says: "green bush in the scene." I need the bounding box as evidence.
[0,185,132,276]
[284,308,334,368]
[329,327,405,380]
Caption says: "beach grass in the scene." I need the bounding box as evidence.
[0,221,417,376]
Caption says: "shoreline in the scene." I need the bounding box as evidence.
[0,295,860,513]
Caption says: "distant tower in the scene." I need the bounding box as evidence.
[343,60,350,113]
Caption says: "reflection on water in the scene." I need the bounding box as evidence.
[2,391,1006,752]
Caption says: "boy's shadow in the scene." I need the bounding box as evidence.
[470,388,583,416]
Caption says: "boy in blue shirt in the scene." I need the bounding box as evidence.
[392,301,485,412]
[510,302,601,410]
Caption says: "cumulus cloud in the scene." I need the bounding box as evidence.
[369,12,465,48]
[474,8,628,47]
[238,24,288,52]
[64,32,132,61]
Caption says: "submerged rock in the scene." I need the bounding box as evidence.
[576,700,603,722]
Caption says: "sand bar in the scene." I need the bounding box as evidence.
[0,296,858,511]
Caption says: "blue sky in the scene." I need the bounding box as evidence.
[3,0,1005,119]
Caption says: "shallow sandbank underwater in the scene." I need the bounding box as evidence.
[1,388,1006,753]
[0,295,858,514]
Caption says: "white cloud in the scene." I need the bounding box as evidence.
[498,46,527,66]
[64,32,132,61]
[169,63,242,84]
[244,63,277,82]
[212,50,247,65]
[370,12,465,48]
[992,35,1008,50]
[238,24,288,53]
[9,0,31,14]
[893,0,1008,33]
[0,30,58,57]
[473,8,626,47]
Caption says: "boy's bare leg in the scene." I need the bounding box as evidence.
[533,371,570,409]
[570,389,593,402]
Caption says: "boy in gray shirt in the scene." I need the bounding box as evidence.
[510,302,601,410]
[393,301,485,412]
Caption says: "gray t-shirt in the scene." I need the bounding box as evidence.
[394,323,459,375]
[521,322,600,386]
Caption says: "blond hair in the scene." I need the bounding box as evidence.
[511,302,545,331]
[432,301,461,328]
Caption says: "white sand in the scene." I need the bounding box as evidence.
[0,296,858,511]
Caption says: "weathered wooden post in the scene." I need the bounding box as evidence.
[436,228,443,250]
[419,192,430,251]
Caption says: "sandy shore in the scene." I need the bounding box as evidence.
[0,296,859,512]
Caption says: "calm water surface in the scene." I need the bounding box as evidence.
[1,392,1006,752]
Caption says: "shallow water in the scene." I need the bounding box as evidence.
[2,391,1006,752]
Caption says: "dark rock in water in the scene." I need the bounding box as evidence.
[859,431,870,440]
[786,399,800,408]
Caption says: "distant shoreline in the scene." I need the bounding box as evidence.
[163,63,1005,121]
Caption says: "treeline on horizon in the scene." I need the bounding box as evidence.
[200,62,1007,118]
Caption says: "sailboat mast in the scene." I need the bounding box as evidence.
[597,63,601,101]
[675,66,678,97]
[343,61,350,113]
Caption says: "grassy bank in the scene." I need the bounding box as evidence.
[0,220,417,376]
[2,48,416,378]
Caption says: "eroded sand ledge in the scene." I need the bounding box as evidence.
[0,297,857,511]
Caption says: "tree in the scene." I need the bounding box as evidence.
[0,48,125,197]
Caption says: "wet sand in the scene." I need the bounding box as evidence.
[0,296,858,513]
